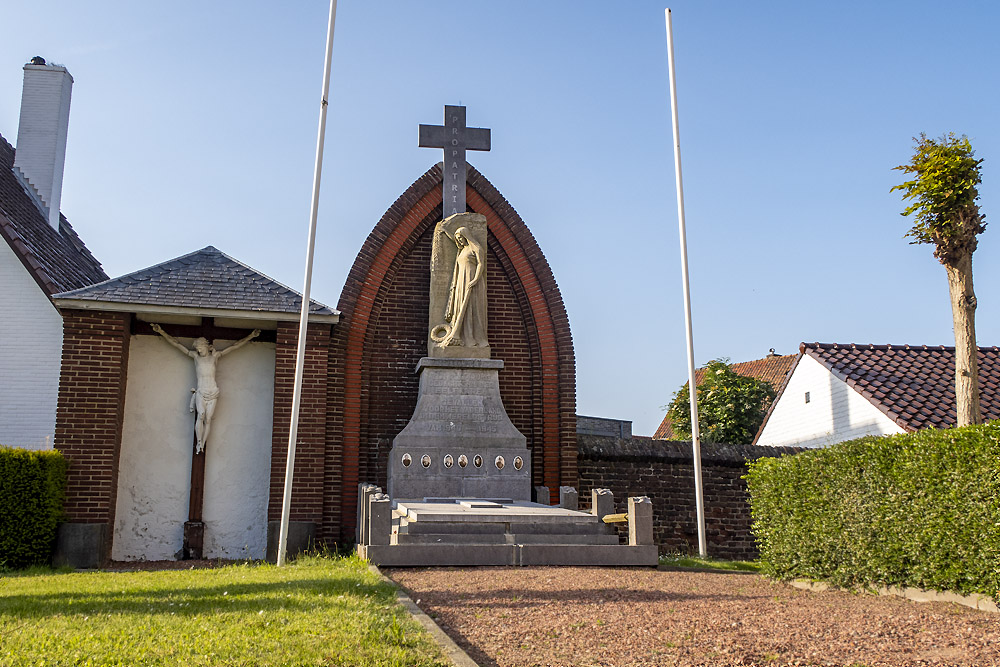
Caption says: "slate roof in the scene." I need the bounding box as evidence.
[653,352,796,439]
[793,342,1000,432]
[54,245,337,319]
[0,133,106,294]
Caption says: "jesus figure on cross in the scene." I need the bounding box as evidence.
[150,323,260,453]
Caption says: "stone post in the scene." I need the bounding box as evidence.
[358,485,382,547]
[559,486,579,510]
[628,496,654,546]
[534,485,550,505]
[356,483,378,545]
[368,493,392,547]
[591,488,614,521]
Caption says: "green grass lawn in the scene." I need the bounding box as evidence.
[658,554,761,572]
[0,555,448,667]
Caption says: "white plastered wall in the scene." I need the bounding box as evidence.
[0,240,62,449]
[113,334,274,561]
[756,354,905,448]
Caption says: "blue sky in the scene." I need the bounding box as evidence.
[2,2,997,436]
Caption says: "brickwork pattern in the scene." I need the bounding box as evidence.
[327,164,576,541]
[577,435,802,560]
[54,310,131,526]
[269,322,331,531]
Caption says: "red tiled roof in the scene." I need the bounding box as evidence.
[0,133,106,295]
[799,342,1000,432]
[653,352,796,439]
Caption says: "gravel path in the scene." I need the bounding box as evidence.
[386,567,1000,667]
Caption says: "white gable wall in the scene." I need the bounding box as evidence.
[756,354,905,448]
[113,334,274,561]
[0,239,62,449]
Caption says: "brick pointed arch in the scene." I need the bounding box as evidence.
[325,164,576,542]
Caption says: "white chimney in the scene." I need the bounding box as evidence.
[14,57,74,231]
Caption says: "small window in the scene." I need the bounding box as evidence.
[804,391,811,404]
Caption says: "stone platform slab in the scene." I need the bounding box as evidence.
[395,500,602,525]
[364,543,658,567]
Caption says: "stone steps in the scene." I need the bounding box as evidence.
[360,493,657,568]
[397,518,616,536]
[393,532,621,546]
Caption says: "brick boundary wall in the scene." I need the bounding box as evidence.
[577,434,802,560]
[268,322,331,532]
[53,310,131,532]
[325,164,576,542]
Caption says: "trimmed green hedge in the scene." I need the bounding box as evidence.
[746,422,1000,600]
[0,446,68,569]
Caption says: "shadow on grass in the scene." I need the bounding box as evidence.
[0,576,393,619]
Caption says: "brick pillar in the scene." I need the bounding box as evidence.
[53,310,131,567]
[268,321,330,554]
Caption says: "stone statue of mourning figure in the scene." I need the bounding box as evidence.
[150,324,260,453]
[428,212,490,359]
[391,210,530,500]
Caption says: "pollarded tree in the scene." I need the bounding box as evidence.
[892,133,987,426]
[666,359,777,444]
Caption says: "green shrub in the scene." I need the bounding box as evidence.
[746,423,1000,600]
[0,446,68,569]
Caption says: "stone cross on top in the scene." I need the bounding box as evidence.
[419,105,491,217]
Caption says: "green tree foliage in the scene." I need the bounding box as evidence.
[666,359,776,444]
[892,133,985,263]
[892,133,987,426]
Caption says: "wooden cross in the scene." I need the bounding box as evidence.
[183,433,206,559]
[419,105,491,217]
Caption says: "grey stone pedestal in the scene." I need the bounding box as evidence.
[388,357,530,500]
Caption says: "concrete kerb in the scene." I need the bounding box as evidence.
[369,565,481,667]
[789,578,1000,614]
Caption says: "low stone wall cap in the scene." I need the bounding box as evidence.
[416,357,504,372]
[577,434,803,464]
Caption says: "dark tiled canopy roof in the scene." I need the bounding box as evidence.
[801,342,1000,431]
[0,133,106,294]
[55,245,336,317]
[654,353,796,439]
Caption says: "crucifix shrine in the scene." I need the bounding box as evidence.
[149,323,262,559]
[419,105,491,217]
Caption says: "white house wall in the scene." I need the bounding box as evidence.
[113,335,274,561]
[0,240,62,449]
[756,354,905,448]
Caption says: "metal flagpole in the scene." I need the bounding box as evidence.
[664,8,707,558]
[277,0,338,567]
